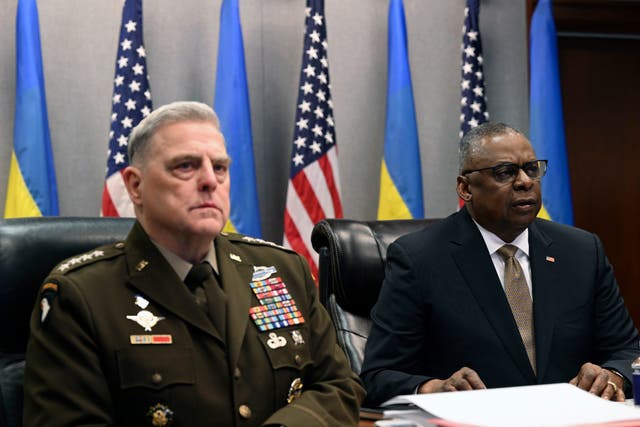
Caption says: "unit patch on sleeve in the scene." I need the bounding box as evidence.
[39,282,59,323]
[248,275,305,332]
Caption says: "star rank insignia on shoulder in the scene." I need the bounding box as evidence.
[55,242,125,274]
[236,235,288,250]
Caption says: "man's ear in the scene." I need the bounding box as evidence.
[456,175,472,202]
[122,166,143,205]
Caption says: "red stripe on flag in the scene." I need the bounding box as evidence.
[318,154,343,217]
[291,172,326,225]
[101,186,119,217]
[284,210,319,279]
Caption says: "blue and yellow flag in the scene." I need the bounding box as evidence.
[378,0,424,219]
[530,0,573,225]
[5,0,58,218]
[214,0,262,237]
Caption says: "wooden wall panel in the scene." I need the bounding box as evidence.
[527,0,640,326]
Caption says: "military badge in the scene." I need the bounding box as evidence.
[266,332,287,349]
[135,259,149,271]
[291,330,305,345]
[147,403,174,426]
[126,310,165,331]
[287,378,304,404]
[252,265,277,281]
[39,282,58,323]
[135,295,150,309]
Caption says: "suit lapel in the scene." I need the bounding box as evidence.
[124,222,221,343]
[215,235,255,369]
[451,209,536,382]
[528,220,558,381]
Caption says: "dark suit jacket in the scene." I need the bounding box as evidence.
[24,221,364,426]
[360,208,640,406]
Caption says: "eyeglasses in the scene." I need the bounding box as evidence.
[461,159,548,184]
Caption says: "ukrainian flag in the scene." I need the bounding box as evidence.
[378,0,424,220]
[214,0,262,237]
[5,0,58,218]
[530,0,574,225]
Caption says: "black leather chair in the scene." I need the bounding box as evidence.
[0,217,134,427]
[310,218,438,375]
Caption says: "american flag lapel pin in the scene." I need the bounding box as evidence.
[546,255,555,263]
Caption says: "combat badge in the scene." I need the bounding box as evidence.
[127,310,165,331]
[147,403,174,426]
[252,265,277,281]
[287,378,304,404]
[39,282,58,323]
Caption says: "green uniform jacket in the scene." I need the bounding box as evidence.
[24,222,364,426]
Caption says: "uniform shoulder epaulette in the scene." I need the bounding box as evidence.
[53,241,126,275]
[224,232,294,253]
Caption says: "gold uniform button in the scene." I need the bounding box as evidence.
[151,373,162,385]
[294,354,302,365]
[234,367,241,380]
[238,404,252,419]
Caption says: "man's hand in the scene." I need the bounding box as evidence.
[569,362,625,402]
[418,367,486,393]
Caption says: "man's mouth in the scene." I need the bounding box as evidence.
[512,198,537,210]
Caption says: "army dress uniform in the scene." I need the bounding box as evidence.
[24,222,364,426]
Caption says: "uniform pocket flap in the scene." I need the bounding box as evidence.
[117,346,195,390]
[258,327,312,370]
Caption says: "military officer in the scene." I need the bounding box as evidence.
[23,101,364,426]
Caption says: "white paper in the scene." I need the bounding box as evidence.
[382,383,640,427]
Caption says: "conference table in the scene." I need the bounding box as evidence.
[359,417,376,427]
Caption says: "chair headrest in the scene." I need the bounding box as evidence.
[0,217,135,353]
[311,218,437,317]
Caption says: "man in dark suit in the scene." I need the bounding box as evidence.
[24,101,364,426]
[360,122,640,406]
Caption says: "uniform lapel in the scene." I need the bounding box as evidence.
[451,209,536,382]
[528,220,558,382]
[124,222,221,343]
[215,235,255,369]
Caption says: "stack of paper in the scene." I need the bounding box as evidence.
[381,383,640,427]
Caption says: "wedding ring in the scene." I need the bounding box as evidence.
[607,380,618,393]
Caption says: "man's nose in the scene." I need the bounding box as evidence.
[513,168,534,189]
[198,160,218,189]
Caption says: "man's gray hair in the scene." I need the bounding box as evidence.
[128,101,222,165]
[458,122,523,173]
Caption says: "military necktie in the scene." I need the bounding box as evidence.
[184,262,226,337]
[497,244,536,374]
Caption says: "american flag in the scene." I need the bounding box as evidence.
[458,0,488,208]
[283,0,342,279]
[459,0,489,140]
[101,0,152,217]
